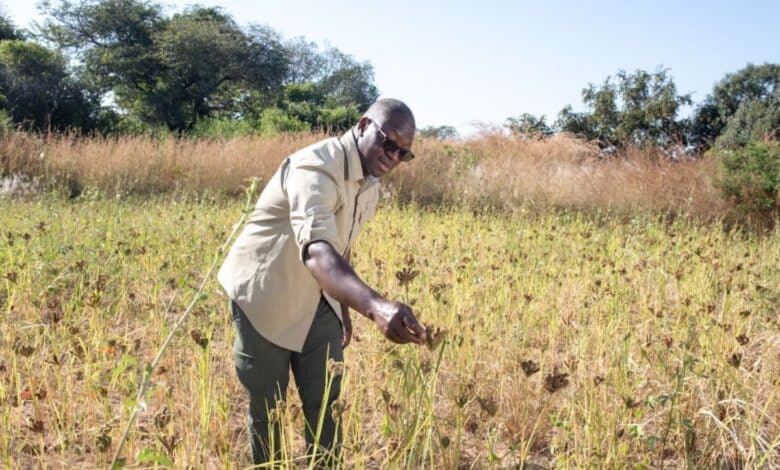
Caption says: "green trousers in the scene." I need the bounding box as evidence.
[231,297,343,466]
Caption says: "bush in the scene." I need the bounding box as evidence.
[0,109,13,138]
[110,114,171,137]
[259,107,310,135]
[692,63,780,150]
[715,98,780,149]
[419,125,459,140]
[715,140,780,218]
[191,116,260,138]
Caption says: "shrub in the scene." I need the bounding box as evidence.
[715,140,780,218]
[715,98,780,149]
[111,114,171,137]
[191,116,260,138]
[0,109,13,138]
[259,107,310,136]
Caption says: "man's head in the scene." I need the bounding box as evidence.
[355,98,416,178]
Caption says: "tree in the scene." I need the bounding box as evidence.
[0,40,99,132]
[554,105,591,139]
[283,37,327,85]
[245,38,381,134]
[149,8,288,130]
[505,113,552,140]
[0,12,23,41]
[691,63,780,149]
[37,0,379,134]
[283,39,379,112]
[260,82,361,135]
[0,11,22,133]
[39,0,166,90]
[317,48,378,112]
[556,67,692,148]
[716,97,780,148]
[418,125,459,140]
[39,1,288,131]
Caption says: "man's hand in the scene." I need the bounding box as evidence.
[304,241,426,347]
[368,299,426,345]
[341,303,353,348]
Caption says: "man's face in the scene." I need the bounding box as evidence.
[356,115,415,178]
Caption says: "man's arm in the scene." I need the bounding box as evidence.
[340,250,353,348]
[304,241,425,345]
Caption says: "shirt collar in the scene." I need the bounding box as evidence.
[339,128,366,183]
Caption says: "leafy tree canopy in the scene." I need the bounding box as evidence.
[34,0,377,133]
[418,125,459,140]
[505,113,552,140]
[692,63,780,149]
[0,40,99,132]
[555,67,692,148]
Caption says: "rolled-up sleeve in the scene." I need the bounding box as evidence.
[286,163,343,261]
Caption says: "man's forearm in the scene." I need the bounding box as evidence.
[340,249,351,315]
[304,241,382,317]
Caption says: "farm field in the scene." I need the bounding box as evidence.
[0,197,778,468]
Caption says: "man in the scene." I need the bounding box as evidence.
[218,98,426,465]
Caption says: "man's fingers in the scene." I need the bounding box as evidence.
[341,306,352,348]
[386,319,412,344]
[385,327,404,344]
[402,315,426,339]
[390,318,416,344]
[401,314,426,345]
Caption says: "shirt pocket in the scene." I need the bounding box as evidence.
[355,192,378,232]
[360,194,378,224]
[344,186,378,251]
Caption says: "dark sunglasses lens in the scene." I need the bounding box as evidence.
[382,139,399,153]
[380,133,414,162]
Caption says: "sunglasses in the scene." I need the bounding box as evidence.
[370,121,415,162]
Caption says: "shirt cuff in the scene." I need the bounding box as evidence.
[295,212,343,261]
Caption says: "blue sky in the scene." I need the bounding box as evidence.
[2,0,779,136]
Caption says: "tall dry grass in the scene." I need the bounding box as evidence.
[386,133,728,219]
[1,131,730,219]
[0,132,321,197]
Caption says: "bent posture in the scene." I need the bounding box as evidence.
[218,98,426,465]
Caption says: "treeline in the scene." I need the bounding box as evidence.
[499,65,778,218]
[1,2,777,152]
[0,1,776,218]
[0,0,378,136]
[498,65,780,154]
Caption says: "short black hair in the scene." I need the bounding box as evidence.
[364,98,415,130]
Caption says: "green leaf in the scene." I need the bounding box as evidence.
[122,397,137,414]
[111,353,138,384]
[681,418,694,431]
[136,447,173,467]
[110,457,127,470]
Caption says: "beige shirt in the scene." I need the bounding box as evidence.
[218,129,380,351]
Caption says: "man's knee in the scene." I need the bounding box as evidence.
[248,385,288,419]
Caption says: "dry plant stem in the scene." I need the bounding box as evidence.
[755,384,780,467]
[389,338,447,467]
[110,178,260,468]
[518,398,553,466]
[307,352,339,470]
[659,322,696,469]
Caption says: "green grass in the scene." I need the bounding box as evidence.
[0,196,778,468]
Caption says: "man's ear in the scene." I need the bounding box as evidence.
[357,117,371,136]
